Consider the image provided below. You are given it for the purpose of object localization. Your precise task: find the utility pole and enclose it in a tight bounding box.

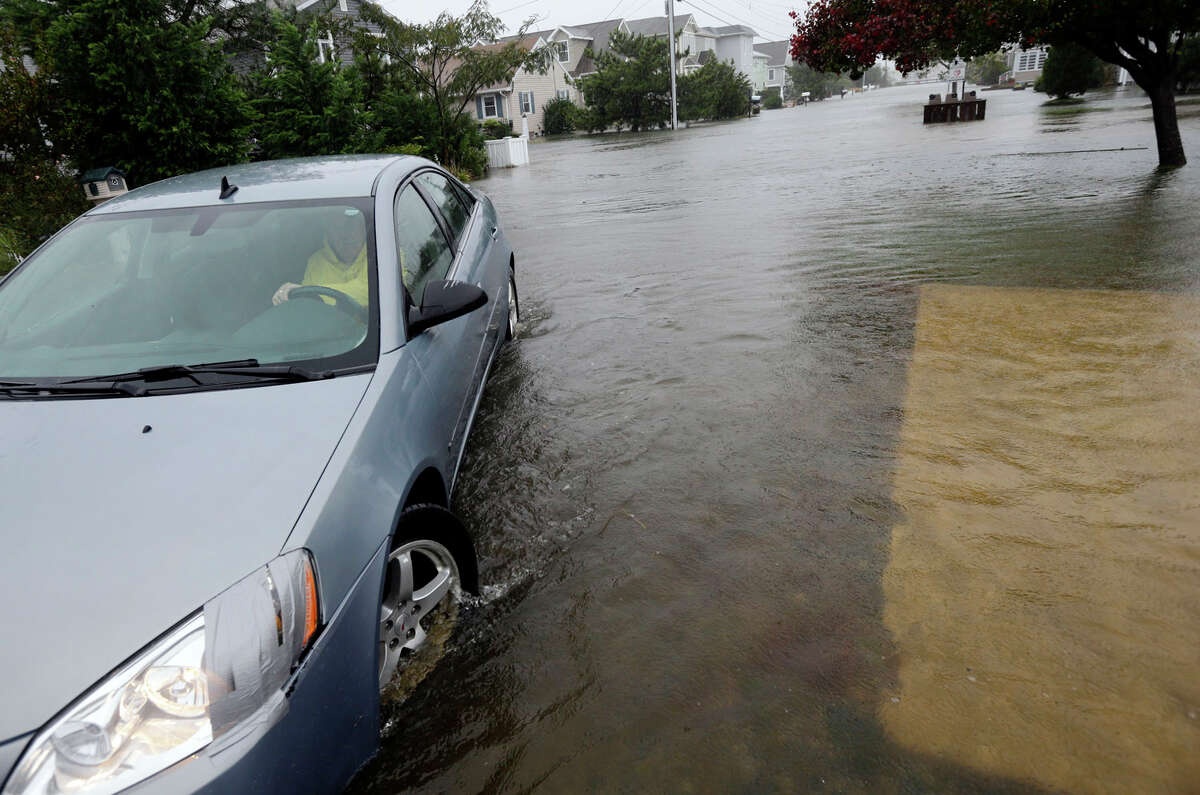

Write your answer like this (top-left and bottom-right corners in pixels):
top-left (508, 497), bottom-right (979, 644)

top-left (666, 0), bottom-right (678, 130)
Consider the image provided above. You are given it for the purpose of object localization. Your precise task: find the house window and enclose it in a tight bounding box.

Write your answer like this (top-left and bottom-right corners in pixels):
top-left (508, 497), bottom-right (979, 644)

top-left (768, 68), bottom-right (776, 81)
top-left (316, 30), bottom-right (336, 63)
top-left (520, 91), bottom-right (534, 114)
top-left (337, 0), bottom-right (347, 10)
top-left (557, 89), bottom-right (570, 100)
top-left (555, 41), bottom-right (568, 62)
top-left (482, 94), bottom-right (499, 118)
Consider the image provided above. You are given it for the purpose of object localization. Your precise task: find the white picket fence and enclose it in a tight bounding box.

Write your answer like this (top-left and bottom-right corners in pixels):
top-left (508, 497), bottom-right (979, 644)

top-left (485, 136), bottom-right (529, 169)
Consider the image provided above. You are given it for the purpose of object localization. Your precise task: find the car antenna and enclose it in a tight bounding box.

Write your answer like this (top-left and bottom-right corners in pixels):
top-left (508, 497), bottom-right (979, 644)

top-left (219, 176), bottom-right (238, 199)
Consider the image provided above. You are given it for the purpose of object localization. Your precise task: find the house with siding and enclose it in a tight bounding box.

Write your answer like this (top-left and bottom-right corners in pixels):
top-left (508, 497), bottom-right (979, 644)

top-left (470, 33), bottom-right (549, 131)
top-left (756, 40), bottom-right (793, 100)
top-left (470, 19), bottom-right (632, 136)
top-left (544, 19), bottom-right (628, 84)
top-left (469, 29), bottom-right (581, 136)
top-left (277, 0), bottom-right (382, 67)
top-left (623, 16), bottom-right (758, 81)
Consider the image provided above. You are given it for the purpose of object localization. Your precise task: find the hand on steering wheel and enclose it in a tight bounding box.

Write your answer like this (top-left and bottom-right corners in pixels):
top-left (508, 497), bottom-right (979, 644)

top-left (278, 284), bottom-right (368, 323)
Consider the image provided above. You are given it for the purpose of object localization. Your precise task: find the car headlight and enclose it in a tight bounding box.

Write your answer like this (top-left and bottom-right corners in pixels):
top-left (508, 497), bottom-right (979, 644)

top-left (3, 550), bottom-right (320, 795)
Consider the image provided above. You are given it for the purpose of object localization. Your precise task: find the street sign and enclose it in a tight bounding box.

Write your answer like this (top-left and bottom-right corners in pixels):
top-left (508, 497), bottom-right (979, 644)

top-left (946, 62), bottom-right (967, 81)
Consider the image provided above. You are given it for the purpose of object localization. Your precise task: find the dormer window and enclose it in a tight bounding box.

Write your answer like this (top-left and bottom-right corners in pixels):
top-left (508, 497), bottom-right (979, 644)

top-left (555, 41), bottom-right (568, 62)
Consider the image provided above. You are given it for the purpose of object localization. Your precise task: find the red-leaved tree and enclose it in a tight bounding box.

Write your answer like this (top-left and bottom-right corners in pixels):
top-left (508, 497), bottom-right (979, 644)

top-left (791, 0), bottom-right (1199, 168)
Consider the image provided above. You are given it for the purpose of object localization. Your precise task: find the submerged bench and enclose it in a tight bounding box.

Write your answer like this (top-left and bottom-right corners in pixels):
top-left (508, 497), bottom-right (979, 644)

top-left (923, 94), bottom-right (987, 124)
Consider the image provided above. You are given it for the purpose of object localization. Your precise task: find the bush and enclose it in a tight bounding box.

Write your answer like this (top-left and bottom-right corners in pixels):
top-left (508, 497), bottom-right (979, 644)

top-left (762, 87), bottom-right (783, 109)
top-left (541, 97), bottom-right (576, 135)
top-left (0, 226), bottom-right (21, 275)
top-left (481, 119), bottom-right (512, 139)
top-left (679, 59), bottom-right (752, 121)
top-left (1176, 37), bottom-right (1200, 92)
top-left (574, 105), bottom-right (608, 134)
top-left (446, 115), bottom-right (488, 178)
top-left (249, 16), bottom-right (367, 160)
top-left (0, 158), bottom-right (87, 262)
top-left (1041, 43), bottom-right (1105, 99)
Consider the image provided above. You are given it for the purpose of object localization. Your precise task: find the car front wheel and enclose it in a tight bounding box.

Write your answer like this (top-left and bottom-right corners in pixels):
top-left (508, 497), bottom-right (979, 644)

top-left (378, 504), bottom-right (478, 694)
top-left (505, 270), bottom-right (519, 342)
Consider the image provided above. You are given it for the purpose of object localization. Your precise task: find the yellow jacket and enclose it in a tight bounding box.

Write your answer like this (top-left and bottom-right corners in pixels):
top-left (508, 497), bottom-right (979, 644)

top-left (302, 243), bottom-right (369, 307)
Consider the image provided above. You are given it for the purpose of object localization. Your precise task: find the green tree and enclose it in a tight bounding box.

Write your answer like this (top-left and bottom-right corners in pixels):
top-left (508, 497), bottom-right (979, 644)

top-left (967, 51), bottom-right (1008, 85)
top-left (1176, 37), bottom-right (1200, 93)
top-left (864, 63), bottom-right (892, 87)
top-left (356, 0), bottom-right (541, 171)
top-left (786, 61), bottom-right (851, 100)
top-left (679, 58), bottom-right (751, 121)
top-left (1040, 43), bottom-right (1106, 99)
top-left (541, 97), bottom-right (577, 135)
top-left (0, 23), bottom-right (86, 261)
top-left (250, 15), bottom-right (367, 159)
top-left (347, 37), bottom-right (441, 157)
top-left (4, 0), bottom-right (252, 185)
top-left (578, 30), bottom-right (676, 131)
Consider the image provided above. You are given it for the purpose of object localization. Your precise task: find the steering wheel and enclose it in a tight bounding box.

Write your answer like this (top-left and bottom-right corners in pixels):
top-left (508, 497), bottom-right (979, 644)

top-left (288, 285), bottom-right (368, 324)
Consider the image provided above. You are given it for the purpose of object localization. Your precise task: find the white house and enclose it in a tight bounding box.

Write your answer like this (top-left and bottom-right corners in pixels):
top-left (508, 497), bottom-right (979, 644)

top-left (1004, 45), bottom-right (1050, 84)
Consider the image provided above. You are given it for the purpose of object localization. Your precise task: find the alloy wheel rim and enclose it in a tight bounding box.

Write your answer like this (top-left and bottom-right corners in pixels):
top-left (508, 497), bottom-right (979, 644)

top-left (378, 539), bottom-right (460, 692)
top-left (507, 276), bottom-right (518, 338)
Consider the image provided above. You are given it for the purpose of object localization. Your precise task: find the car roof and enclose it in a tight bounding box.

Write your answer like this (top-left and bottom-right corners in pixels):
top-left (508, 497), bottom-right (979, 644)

top-left (87, 155), bottom-right (427, 215)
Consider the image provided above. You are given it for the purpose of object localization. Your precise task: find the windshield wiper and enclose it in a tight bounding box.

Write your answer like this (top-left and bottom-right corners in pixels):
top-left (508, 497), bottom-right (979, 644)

top-left (65, 359), bottom-right (336, 387)
top-left (0, 381), bottom-right (147, 397)
top-left (0, 360), bottom-right (337, 398)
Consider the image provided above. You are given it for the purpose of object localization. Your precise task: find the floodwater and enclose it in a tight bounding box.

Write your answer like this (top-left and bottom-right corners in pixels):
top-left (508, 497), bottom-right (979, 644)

top-left (349, 84), bottom-right (1200, 793)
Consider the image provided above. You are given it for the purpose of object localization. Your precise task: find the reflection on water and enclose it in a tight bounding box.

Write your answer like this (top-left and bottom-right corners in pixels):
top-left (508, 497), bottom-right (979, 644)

top-left (350, 84), bottom-right (1200, 794)
top-left (885, 285), bottom-right (1200, 792)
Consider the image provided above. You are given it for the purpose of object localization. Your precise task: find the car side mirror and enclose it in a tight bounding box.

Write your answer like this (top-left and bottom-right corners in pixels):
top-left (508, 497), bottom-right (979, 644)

top-left (407, 279), bottom-right (488, 337)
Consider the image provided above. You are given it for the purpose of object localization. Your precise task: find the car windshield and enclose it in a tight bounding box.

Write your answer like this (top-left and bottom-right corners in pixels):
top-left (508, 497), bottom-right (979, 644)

top-left (0, 199), bottom-right (378, 380)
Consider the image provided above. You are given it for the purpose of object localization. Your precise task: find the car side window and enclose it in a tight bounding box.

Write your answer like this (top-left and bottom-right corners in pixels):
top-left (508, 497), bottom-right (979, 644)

top-left (415, 172), bottom-right (473, 245)
top-left (394, 185), bottom-right (454, 307)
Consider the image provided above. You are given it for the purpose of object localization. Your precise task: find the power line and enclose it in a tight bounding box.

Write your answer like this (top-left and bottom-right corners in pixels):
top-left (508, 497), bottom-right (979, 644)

top-left (730, 0), bottom-right (806, 13)
top-left (680, 0), bottom-right (793, 40)
top-left (624, 0), bottom-right (659, 19)
top-left (496, 0), bottom-right (541, 14)
top-left (602, 0), bottom-right (630, 23)
top-left (681, 0), bottom-right (792, 39)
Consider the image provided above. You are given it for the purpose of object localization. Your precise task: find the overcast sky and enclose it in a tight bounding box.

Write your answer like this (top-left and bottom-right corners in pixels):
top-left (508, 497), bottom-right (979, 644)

top-left (378, 0), bottom-right (806, 43)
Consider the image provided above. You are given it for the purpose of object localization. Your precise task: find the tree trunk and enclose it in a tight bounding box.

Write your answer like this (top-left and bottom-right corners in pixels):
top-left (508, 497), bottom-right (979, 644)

top-left (1147, 76), bottom-right (1186, 168)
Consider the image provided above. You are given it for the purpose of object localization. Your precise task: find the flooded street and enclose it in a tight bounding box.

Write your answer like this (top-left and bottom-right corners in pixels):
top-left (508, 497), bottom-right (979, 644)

top-left (350, 84), bottom-right (1200, 793)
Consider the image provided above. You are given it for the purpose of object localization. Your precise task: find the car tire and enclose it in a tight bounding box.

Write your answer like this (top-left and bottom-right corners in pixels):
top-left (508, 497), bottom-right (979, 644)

top-left (504, 269), bottom-right (519, 342)
top-left (378, 504), bottom-right (478, 695)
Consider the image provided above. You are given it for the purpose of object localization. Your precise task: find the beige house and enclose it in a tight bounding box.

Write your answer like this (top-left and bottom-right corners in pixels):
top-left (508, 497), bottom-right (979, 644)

top-left (471, 19), bottom-right (630, 136)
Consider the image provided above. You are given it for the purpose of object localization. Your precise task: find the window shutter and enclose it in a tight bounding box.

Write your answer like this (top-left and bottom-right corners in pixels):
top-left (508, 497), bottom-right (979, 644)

top-left (476, 96), bottom-right (484, 119)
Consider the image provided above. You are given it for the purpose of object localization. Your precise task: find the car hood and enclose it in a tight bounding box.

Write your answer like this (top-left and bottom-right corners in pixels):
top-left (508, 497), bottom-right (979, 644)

top-left (0, 374), bottom-right (372, 742)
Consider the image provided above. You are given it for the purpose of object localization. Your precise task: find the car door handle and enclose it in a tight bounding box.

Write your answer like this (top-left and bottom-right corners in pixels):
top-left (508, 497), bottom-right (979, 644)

top-left (489, 226), bottom-right (498, 240)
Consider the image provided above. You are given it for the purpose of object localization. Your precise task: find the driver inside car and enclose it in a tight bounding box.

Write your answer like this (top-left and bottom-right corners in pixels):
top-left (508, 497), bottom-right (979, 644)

top-left (272, 208), bottom-right (369, 308)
